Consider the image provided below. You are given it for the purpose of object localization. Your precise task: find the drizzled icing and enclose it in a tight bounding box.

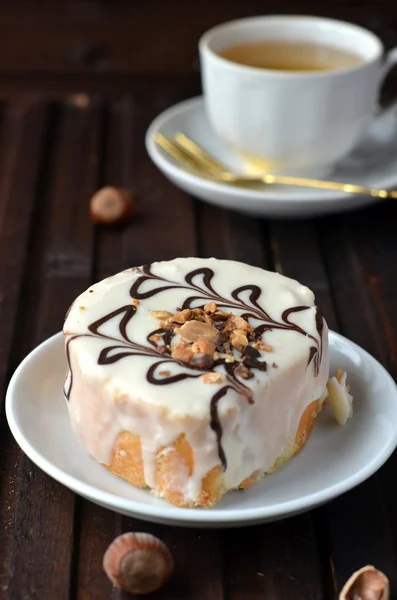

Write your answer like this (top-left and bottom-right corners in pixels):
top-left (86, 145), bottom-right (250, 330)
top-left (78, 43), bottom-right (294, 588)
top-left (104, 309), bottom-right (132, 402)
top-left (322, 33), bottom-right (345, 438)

top-left (64, 261), bottom-right (324, 470)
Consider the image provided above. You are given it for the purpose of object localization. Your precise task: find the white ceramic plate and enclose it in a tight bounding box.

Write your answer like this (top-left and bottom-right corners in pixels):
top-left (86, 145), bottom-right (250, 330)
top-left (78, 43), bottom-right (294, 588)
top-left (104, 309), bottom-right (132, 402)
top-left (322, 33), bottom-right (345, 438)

top-left (145, 96), bottom-right (397, 218)
top-left (6, 331), bottom-right (397, 528)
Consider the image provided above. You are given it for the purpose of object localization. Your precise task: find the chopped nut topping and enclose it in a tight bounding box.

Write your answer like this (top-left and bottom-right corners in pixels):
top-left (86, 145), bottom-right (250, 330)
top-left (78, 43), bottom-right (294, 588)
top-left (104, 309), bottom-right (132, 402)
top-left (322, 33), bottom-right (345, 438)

top-left (191, 342), bottom-right (200, 353)
top-left (204, 301), bottom-right (217, 313)
top-left (152, 310), bottom-right (173, 320)
top-left (213, 311), bottom-right (229, 322)
top-left (231, 329), bottom-right (249, 351)
top-left (339, 565), bottom-right (389, 600)
top-left (196, 338), bottom-right (216, 355)
top-left (148, 333), bottom-right (163, 342)
top-left (175, 320), bottom-right (218, 343)
top-left (202, 372), bottom-right (226, 384)
top-left (272, 362), bottom-right (278, 368)
top-left (170, 309), bottom-right (191, 323)
top-left (149, 304), bottom-right (271, 377)
top-left (204, 314), bottom-right (214, 327)
top-left (132, 298), bottom-right (140, 307)
top-left (326, 369), bottom-right (353, 425)
top-left (233, 316), bottom-right (249, 330)
top-left (171, 342), bottom-right (194, 363)
top-left (252, 338), bottom-right (273, 352)
top-left (159, 370), bottom-right (171, 376)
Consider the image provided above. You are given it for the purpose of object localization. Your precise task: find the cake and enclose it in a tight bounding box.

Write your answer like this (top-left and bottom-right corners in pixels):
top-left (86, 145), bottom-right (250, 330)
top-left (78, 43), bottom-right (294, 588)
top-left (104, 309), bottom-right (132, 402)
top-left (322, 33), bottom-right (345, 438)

top-left (63, 257), bottom-right (331, 508)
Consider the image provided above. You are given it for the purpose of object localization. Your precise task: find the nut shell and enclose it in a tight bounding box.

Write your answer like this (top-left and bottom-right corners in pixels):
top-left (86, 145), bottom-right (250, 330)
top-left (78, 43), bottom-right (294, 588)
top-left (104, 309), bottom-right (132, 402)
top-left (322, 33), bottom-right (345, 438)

top-left (339, 565), bottom-right (390, 600)
top-left (103, 532), bottom-right (173, 595)
top-left (90, 186), bottom-right (134, 225)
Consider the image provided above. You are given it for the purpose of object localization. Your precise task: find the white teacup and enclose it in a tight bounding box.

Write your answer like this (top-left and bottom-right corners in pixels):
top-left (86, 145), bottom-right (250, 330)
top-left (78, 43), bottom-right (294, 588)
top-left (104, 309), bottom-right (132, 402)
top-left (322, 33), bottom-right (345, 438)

top-left (199, 15), bottom-right (397, 177)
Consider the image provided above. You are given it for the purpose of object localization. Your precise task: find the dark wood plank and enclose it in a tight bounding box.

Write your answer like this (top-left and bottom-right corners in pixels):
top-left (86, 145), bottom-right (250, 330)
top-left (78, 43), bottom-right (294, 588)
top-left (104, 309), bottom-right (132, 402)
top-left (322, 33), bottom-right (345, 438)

top-left (0, 0), bottom-right (395, 78)
top-left (268, 214), bottom-right (397, 596)
top-left (3, 100), bottom-right (102, 600)
top-left (311, 204), bottom-right (397, 592)
top-left (223, 515), bottom-right (324, 600)
top-left (0, 101), bottom-right (48, 594)
top-left (76, 501), bottom-right (120, 600)
top-left (75, 98), bottom-right (125, 600)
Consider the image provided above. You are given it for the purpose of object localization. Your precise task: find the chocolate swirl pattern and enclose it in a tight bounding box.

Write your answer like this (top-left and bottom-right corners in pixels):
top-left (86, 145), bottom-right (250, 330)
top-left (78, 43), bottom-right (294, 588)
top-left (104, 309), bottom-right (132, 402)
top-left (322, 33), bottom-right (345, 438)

top-left (64, 263), bottom-right (325, 470)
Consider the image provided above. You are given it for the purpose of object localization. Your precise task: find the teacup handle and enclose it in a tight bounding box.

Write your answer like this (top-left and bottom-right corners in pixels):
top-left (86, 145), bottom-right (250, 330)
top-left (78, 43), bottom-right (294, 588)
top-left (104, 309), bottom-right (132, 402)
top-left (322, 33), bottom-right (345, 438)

top-left (377, 47), bottom-right (397, 115)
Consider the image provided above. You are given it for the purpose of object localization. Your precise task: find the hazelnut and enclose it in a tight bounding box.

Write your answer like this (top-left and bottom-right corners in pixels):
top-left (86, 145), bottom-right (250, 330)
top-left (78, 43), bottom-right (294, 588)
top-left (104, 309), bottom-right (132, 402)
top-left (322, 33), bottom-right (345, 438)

top-left (339, 565), bottom-right (389, 600)
top-left (90, 186), bottom-right (134, 225)
top-left (103, 532), bottom-right (174, 595)
top-left (254, 340), bottom-right (273, 352)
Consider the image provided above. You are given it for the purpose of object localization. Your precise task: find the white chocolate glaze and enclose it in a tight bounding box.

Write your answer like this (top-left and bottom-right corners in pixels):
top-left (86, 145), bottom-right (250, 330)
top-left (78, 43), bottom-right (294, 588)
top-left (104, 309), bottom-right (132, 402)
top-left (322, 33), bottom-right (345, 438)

top-left (63, 257), bottom-right (329, 503)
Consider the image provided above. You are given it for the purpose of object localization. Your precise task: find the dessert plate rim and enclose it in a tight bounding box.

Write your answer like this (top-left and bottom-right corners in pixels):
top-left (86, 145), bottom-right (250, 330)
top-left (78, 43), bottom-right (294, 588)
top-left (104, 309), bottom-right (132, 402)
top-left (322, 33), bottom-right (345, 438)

top-left (5, 330), bottom-right (397, 528)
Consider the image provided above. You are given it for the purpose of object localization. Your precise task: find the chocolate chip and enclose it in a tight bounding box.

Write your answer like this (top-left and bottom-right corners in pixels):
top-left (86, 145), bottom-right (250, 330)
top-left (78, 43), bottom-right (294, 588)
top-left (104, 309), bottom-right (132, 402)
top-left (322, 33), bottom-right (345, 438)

top-left (248, 330), bottom-right (261, 342)
top-left (163, 330), bottom-right (175, 346)
top-left (242, 345), bottom-right (261, 359)
top-left (243, 355), bottom-right (267, 371)
top-left (212, 313), bottom-right (229, 322)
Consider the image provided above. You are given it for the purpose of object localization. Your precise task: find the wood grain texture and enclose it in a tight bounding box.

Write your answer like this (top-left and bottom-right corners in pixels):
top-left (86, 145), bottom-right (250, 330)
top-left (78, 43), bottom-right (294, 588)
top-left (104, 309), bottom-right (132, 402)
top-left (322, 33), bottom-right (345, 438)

top-left (269, 213), bottom-right (397, 597)
top-left (93, 93), bottom-right (223, 600)
top-left (0, 0), bottom-right (396, 77)
top-left (0, 1), bottom-right (396, 598)
top-left (0, 102), bottom-right (48, 596)
top-left (2, 102), bottom-right (101, 600)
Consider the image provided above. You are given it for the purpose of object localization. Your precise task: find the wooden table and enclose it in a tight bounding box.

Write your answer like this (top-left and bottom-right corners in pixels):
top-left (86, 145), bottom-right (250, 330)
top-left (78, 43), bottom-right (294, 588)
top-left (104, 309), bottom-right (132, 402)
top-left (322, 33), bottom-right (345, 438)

top-left (1, 2), bottom-right (397, 599)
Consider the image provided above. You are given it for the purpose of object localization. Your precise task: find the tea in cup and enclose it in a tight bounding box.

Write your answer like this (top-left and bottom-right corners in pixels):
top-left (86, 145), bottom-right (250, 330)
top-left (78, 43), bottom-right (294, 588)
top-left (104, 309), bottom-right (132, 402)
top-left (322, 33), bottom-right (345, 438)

top-left (199, 16), bottom-right (397, 176)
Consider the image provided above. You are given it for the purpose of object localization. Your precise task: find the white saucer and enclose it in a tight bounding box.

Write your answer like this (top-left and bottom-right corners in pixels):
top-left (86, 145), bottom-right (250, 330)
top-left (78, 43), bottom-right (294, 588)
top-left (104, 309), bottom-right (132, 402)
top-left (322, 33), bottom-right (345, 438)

top-left (145, 96), bottom-right (397, 218)
top-left (6, 331), bottom-right (397, 528)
